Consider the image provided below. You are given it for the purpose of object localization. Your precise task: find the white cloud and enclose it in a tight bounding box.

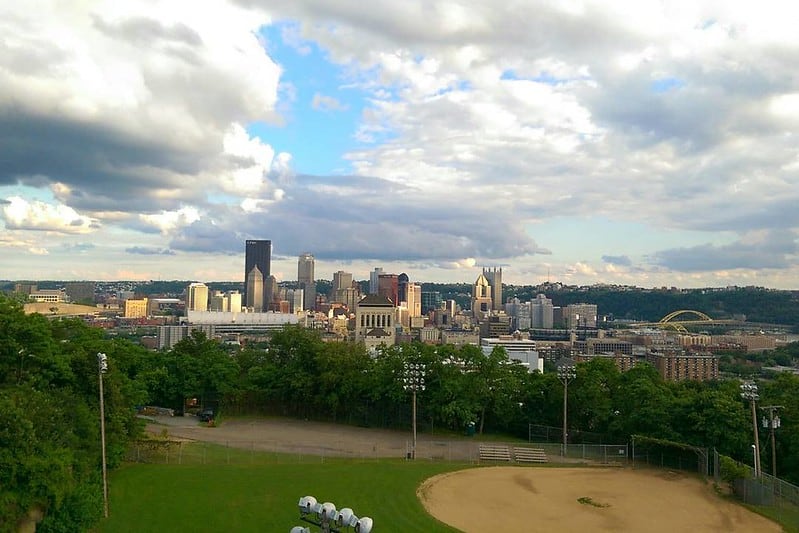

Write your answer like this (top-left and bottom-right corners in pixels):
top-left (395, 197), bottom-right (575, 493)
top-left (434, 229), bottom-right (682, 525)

top-left (0, 0), bottom-right (285, 214)
top-left (3, 0), bottom-right (799, 287)
top-left (139, 206), bottom-right (200, 234)
top-left (2, 196), bottom-right (97, 234)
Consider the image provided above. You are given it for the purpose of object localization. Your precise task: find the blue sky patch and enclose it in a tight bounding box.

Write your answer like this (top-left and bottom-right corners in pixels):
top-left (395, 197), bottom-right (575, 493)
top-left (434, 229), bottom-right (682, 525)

top-left (651, 78), bottom-right (685, 93)
top-left (251, 23), bottom-right (370, 176)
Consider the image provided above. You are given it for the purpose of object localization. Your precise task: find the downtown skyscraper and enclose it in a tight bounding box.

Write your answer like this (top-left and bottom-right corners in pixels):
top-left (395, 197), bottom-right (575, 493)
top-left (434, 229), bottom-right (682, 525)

top-left (297, 252), bottom-right (315, 311)
top-left (244, 239), bottom-right (271, 311)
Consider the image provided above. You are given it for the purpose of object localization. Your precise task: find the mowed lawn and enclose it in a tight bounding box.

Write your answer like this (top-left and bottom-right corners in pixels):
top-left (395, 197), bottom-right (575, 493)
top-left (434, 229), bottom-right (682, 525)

top-left (100, 459), bottom-right (465, 532)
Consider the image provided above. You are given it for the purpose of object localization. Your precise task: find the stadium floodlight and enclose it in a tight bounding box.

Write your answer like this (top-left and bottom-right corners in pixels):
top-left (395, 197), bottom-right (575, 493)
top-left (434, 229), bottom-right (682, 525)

top-left (557, 359), bottom-right (577, 458)
top-left (294, 497), bottom-right (372, 532)
top-left (402, 361), bottom-right (426, 459)
top-left (740, 381), bottom-right (761, 477)
top-left (318, 502), bottom-right (337, 522)
top-left (298, 496), bottom-right (317, 517)
top-left (334, 508), bottom-right (355, 527)
top-left (355, 516), bottom-right (373, 533)
top-left (97, 352), bottom-right (109, 518)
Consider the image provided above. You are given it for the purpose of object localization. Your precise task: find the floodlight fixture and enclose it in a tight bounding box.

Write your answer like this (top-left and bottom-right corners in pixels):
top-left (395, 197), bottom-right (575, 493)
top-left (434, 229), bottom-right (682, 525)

top-left (318, 502), bottom-right (337, 522)
top-left (97, 352), bottom-right (108, 374)
top-left (335, 508), bottom-right (355, 527)
top-left (402, 361), bottom-right (426, 459)
top-left (298, 496), bottom-right (317, 516)
top-left (740, 380), bottom-right (761, 477)
top-left (556, 359), bottom-right (577, 457)
top-left (293, 496), bottom-right (372, 532)
top-left (355, 516), bottom-right (373, 533)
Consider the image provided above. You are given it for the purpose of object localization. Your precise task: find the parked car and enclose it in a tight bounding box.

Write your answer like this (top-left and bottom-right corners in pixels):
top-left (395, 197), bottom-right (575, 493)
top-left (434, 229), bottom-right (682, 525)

top-left (198, 408), bottom-right (215, 422)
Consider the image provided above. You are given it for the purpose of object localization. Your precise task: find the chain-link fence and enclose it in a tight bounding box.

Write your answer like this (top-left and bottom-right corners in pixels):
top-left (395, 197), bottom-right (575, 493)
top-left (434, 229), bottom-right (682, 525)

top-left (125, 438), bottom-right (628, 466)
top-left (628, 435), bottom-right (709, 476)
top-left (713, 450), bottom-right (799, 527)
top-left (528, 423), bottom-right (609, 444)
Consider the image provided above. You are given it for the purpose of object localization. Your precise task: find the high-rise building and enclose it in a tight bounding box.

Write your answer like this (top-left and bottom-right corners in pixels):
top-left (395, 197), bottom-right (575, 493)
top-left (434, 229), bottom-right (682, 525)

top-left (483, 267), bottom-right (502, 311)
top-left (245, 266), bottom-right (264, 311)
top-left (244, 239), bottom-right (271, 311)
top-left (297, 253), bottom-right (315, 312)
top-left (471, 273), bottom-right (492, 319)
top-left (564, 303), bottom-right (597, 329)
top-left (378, 273), bottom-right (398, 305)
top-left (421, 291), bottom-right (442, 314)
top-left (331, 271), bottom-right (358, 309)
top-left (530, 294), bottom-right (554, 328)
top-left (265, 275), bottom-right (277, 311)
top-left (369, 267), bottom-right (384, 294)
top-left (406, 283), bottom-right (422, 318)
top-left (332, 270), bottom-right (353, 292)
top-left (397, 272), bottom-right (410, 304)
top-left (506, 297), bottom-right (532, 330)
top-left (186, 283), bottom-right (209, 312)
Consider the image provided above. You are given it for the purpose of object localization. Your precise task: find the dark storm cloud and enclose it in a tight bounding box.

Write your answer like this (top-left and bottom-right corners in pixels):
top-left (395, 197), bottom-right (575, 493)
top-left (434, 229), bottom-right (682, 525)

top-left (651, 230), bottom-right (799, 272)
top-left (168, 173), bottom-right (549, 261)
top-left (0, 110), bottom-right (209, 212)
top-left (602, 255), bottom-right (632, 266)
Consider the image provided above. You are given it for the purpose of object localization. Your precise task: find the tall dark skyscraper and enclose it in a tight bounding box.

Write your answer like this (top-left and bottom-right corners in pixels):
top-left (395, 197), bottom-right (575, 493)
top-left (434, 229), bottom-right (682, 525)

top-left (244, 239), bottom-right (271, 311)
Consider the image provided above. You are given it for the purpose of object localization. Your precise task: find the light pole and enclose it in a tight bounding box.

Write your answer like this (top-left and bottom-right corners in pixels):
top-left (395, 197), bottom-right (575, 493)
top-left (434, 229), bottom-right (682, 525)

top-left (740, 381), bottom-right (761, 477)
top-left (402, 362), bottom-right (425, 460)
top-left (557, 361), bottom-right (577, 458)
top-left (761, 405), bottom-right (782, 477)
top-left (97, 352), bottom-right (109, 518)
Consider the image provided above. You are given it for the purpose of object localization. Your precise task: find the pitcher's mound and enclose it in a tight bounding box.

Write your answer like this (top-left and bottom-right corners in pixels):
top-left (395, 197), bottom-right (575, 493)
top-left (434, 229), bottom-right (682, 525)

top-left (418, 467), bottom-right (780, 533)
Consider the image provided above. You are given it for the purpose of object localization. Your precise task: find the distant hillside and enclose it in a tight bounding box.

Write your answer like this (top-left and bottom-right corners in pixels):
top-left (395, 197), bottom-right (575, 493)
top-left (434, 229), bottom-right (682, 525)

top-left (422, 283), bottom-right (799, 327)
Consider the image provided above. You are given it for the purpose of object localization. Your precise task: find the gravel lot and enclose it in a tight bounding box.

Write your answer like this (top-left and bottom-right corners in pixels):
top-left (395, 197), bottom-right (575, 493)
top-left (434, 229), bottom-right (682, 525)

top-left (145, 415), bottom-right (432, 459)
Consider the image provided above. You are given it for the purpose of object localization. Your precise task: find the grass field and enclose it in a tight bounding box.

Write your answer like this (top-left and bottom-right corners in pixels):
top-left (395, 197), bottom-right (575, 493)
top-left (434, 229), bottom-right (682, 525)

top-left (101, 441), bottom-right (799, 532)
top-left (100, 457), bottom-right (467, 532)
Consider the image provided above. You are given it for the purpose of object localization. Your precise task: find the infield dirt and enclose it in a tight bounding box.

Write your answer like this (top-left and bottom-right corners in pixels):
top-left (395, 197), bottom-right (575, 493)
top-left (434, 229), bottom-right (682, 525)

top-left (418, 466), bottom-right (781, 532)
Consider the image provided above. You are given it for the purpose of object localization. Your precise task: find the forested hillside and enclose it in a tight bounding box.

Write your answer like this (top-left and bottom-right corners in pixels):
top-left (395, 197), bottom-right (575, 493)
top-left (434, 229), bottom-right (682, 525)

top-left (0, 296), bottom-right (144, 532)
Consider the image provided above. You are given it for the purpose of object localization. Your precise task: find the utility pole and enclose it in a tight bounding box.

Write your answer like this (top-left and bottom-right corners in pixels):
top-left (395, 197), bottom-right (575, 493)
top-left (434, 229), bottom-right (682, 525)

top-left (761, 405), bottom-right (782, 477)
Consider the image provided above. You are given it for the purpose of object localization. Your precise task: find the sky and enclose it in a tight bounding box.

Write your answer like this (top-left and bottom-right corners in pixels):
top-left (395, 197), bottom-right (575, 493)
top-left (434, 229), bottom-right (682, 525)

top-left (1, 0), bottom-right (799, 288)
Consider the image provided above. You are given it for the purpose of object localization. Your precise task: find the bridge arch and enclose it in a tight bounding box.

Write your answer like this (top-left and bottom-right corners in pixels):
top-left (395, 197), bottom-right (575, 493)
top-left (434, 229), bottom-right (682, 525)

top-left (659, 310), bottom-right (713, 324)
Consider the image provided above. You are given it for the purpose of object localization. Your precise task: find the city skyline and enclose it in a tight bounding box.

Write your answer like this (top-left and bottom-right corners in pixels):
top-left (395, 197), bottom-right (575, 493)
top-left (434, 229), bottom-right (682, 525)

top-left (2, 2), bottom-right (799, 289)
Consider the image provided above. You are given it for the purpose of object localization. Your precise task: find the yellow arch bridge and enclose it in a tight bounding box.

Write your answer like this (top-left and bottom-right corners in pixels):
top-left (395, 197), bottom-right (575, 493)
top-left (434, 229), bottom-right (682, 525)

top-left (637, 310), bottom-right (738, 333)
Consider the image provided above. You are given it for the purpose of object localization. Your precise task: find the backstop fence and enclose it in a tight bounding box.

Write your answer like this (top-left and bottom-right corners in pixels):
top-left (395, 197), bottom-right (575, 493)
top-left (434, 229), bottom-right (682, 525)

top-left (629, 435), bottom-right (710, 477)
